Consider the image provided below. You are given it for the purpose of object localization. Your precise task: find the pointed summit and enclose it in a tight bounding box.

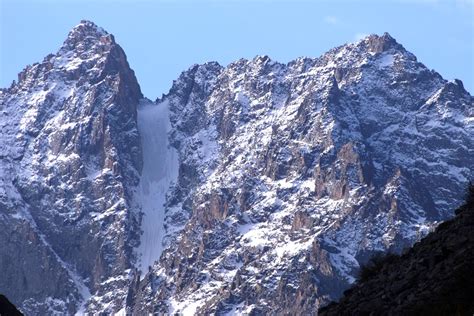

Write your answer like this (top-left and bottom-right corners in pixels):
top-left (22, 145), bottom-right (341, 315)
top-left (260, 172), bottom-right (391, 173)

top-left (10, 19), bottom-right (141, 101)
top-left (61, 20), bottom-right (114, 52)
top-left (68, 20), bottom-right (108, 40)
top-left (363, 32), bottom-right (404, 53)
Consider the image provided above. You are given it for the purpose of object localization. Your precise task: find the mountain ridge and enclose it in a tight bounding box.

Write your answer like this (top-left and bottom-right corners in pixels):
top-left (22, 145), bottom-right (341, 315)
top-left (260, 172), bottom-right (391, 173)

top-left (129, 25), bottom-right (472, 314)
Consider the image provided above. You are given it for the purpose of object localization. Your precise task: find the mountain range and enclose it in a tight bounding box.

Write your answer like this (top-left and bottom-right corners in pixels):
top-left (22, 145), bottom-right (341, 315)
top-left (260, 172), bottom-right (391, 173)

top-left (0, 20), bottom-right (472, 315)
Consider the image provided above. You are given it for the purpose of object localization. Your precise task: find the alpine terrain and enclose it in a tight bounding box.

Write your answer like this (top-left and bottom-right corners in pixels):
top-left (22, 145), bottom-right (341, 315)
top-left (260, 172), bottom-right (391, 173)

top-left (0, 21), bottom-right (472, 315)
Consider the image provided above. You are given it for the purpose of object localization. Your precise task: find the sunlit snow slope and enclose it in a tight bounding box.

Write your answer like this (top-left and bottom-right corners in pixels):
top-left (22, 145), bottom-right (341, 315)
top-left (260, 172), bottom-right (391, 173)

top-left (136, 100), bottom-right (179, 275)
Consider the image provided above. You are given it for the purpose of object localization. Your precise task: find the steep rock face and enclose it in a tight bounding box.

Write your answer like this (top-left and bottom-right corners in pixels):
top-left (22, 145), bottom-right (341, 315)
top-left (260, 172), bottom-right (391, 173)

top-left (0, 21), bottom-right (142, 313)
top-left (319, 185), bottom-right (474, 315)
top-left (130, 34), bottom-right (473, 314)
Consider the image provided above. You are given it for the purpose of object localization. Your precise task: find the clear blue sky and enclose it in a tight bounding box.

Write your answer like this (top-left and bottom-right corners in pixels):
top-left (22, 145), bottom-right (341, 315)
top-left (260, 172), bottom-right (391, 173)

top-left (1, 0), bottom-right (473, 99)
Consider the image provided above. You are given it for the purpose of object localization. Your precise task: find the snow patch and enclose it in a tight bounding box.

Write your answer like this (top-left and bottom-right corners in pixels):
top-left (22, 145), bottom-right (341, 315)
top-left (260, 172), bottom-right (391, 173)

top-left (377, 53), bottom-right (395, 68)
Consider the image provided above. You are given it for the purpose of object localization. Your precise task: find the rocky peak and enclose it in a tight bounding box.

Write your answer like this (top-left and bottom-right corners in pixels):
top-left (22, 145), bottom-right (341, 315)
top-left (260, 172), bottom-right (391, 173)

top-left (165, 61), bottom-right (222, 105)
top-left (440, 79), bottom-right (470, 99)
top-left (10, 20), bottom-right (141, 103)
top-left (0, 21), bottom-right (144, 314)
top-left (61, 20), bottom-right (112, 52)
top-left (423, 79), bottom-right (473, 115)
top-left (251, 55), bottom-right (274, 68)
top-left (363, 32), bottom-right (404, 54)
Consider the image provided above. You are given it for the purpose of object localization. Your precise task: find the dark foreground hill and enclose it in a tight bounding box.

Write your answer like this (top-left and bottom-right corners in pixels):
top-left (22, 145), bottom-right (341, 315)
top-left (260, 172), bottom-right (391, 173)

top-left (0, 294), bottom-right (23, 316)
top-left (319, 184), bottom-right (474, 315)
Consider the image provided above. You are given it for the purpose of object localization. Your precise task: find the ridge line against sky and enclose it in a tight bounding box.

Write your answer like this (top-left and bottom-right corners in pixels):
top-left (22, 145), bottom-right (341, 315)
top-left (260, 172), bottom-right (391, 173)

top-left (1, 0), bottom-right (473, 98)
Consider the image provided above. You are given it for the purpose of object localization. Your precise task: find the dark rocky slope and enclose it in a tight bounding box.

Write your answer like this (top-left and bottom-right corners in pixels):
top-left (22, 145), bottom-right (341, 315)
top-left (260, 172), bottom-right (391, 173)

top-left (0, 294), bottom-right (23, 316)
top-left (319, 184), bottom-right (474, 315)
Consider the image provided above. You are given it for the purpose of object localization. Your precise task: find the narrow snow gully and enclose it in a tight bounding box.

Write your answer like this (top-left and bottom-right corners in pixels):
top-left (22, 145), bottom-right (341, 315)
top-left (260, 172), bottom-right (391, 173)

top-left (136, 99), bottom-right (179, 275)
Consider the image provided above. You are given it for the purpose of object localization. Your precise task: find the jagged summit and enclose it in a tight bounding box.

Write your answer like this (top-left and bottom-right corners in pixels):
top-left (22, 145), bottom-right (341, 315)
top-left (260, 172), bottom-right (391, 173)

top-left (7, 20), bottom-right (141, 102)
top-left (63, 20), bottom-right (110, 46)
top-left (70, 20), bottom-right (108, 37)
top-left (59, 20), bottom-right (115, 56)
top-left (179, 32), bottom-right (417, 86)
top-left (359, 32), bottom-right (403, 53)
top-left (181, 32), bottom-right (406, 84)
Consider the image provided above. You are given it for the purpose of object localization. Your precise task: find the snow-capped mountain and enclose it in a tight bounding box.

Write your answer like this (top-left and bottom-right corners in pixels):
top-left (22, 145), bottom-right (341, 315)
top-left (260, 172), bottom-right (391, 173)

top-left (0, 21), bottom-right (472, 315)
top-left (0, 21), bottom-right (143, 314)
